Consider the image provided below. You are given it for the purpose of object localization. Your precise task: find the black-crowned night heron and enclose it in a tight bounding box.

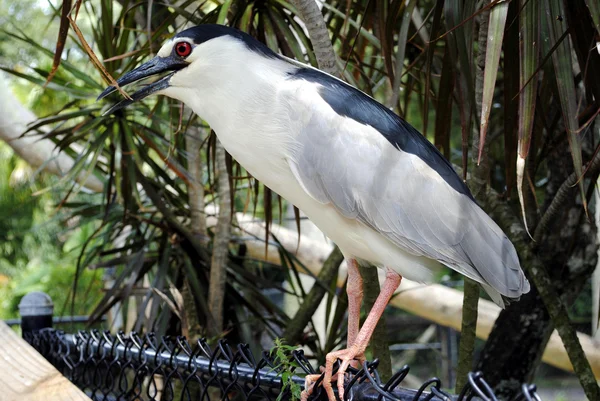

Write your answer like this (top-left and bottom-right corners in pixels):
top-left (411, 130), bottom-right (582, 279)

top-left (99, 24), bottom-right (530, 401)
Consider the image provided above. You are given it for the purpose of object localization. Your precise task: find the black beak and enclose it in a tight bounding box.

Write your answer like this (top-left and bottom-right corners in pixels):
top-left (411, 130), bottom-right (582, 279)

top-left (98, 56), bottom-right (188, 115)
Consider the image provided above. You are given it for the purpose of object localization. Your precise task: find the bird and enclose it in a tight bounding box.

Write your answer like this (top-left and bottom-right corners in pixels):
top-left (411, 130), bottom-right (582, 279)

top-left (99, 24), bottom-right (530, 401)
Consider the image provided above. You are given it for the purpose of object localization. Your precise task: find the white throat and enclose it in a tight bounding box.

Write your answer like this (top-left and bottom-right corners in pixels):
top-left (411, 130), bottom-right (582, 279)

top-left (159, 36), bottom-right (298, 194)
top-left (161, 37), bottom-right (293, 134)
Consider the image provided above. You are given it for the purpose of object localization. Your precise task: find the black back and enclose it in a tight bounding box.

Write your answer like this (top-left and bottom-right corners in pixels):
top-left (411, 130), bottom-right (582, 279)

top-left (288, 68), bottom-right (474, 200)
top-left (176, 25), bottom-right (472, 200)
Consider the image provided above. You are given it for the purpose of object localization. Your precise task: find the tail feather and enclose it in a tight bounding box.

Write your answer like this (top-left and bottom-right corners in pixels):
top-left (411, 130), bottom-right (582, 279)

top-left (459, 206), bottom-right (530, 304)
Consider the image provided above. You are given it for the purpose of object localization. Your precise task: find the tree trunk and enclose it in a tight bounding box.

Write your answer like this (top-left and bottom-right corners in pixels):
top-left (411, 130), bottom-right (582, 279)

top-left (476, 288), bottom-right (553, 397)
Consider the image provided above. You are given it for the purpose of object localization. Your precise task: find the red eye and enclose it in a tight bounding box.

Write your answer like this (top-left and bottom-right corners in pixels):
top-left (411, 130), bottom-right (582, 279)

top-left (175, 41), bottom-right (192, 57)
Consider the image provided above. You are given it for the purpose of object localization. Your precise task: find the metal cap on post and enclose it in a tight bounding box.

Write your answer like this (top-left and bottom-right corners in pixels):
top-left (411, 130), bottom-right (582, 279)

top-left (19, 291), bottom-right (54, 336)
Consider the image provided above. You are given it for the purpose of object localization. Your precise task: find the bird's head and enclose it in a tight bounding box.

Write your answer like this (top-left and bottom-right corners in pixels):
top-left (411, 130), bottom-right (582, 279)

top-left (98, 24), bottom-right (280, 114)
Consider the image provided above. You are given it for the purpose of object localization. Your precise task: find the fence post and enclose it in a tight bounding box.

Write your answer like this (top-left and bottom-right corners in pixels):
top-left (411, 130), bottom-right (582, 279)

top-left (19, 291), bottom-right (54, 337)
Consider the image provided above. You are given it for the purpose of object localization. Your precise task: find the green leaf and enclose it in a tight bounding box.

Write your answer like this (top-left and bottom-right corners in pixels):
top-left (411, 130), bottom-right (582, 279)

top-left (286, 12), bottom-right (317, 66)
top-left (444, 0), bottom-right (477, 116)
top-left (444, 0), bottom-right (477, 176)
top-left (478, 0), bottom-right (509, 164)
top-left (389, 0), bottom-right (418, 111)
top-left (544, 0), bottom-right (587, 211)
top-left (2, 29), bottom-right (102, 89)
top-left (424, 0), bottom-right (445, 137)
top-left (25, 109), bottom-right (99, 134)
top-left (238, 3), bottom-right (255, 32)
top-left (584, 0), bottom-right (600, 35)
top-left (516, 0), bottom-right (540, 232)
top-left (217, 0), bottom-right (233, 24)
top-left (267, 6), bottom-right (307, 61)
top-left (262, 12), bottom-right (280, 53)
top-left (0, 67), bottom-right (89, 98)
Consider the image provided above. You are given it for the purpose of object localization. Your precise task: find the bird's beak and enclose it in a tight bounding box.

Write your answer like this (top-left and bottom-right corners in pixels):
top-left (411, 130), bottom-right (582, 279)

top-left (98, 56), bottom-right (188, 115)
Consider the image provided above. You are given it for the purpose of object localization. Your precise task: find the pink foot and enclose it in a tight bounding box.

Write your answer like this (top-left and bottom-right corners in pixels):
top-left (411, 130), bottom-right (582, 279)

top-left (323, 346), bottom-right (366, 401)
top-left (301, 373), bottom-right (322, 401)
top-left (302, 268), bottom-right (401, 401)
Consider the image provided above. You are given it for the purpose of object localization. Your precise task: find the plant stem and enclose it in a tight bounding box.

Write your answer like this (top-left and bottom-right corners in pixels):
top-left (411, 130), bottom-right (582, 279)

top-left (455, 278), bottom-right (479, 391)
top-left (456, 4), bottom-right (490, 392)
top-left (282, 246), bottom-right (344, 345)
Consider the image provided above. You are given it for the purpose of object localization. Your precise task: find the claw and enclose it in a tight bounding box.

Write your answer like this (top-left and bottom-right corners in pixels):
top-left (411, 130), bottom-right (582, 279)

top-left (301, 350), bottom-right (364, 401)
top-left (323, 346), bottom-right (365, 401)
top-left (301, 374), bottom-right (322, 401)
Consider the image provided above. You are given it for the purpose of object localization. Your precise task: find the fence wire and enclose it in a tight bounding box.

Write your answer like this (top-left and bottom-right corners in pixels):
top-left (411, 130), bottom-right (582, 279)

top-left (24, 329), bottom-right (542, 401)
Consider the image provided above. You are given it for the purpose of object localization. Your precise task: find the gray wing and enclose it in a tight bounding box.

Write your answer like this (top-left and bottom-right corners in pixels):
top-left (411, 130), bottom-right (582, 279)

top-left (285, 88), bottom-right (529, 301)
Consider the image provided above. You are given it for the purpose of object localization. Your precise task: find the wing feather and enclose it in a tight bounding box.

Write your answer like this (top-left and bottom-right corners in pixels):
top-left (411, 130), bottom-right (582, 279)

top-left (285, 83), bottom-right (530, 303)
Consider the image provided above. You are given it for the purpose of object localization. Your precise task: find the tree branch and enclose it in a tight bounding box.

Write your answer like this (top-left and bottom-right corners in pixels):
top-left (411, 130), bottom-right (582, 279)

top-left (455, 277), bottom-right (480, 391)
top-left (186, 128), bottom-right (207, 237)
top-left (290, 0), bottom-right (337, 76)
top-left (533, 148), bottom-right (600, 243)
top-left (483, 189), bottom-right (600, 401)
top-left (208, 141), bottom-right (232, 337)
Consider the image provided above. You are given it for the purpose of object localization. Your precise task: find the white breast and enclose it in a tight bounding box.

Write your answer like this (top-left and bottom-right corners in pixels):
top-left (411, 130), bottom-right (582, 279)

top-left (170, 46), bottom-right (443, 283)
top-left (214, 86), bottom-right (442, 283)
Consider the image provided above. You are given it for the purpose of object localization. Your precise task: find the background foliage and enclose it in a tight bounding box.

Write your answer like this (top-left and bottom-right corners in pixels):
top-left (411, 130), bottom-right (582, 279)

top-left (1, 0), bottom-right (599, 398)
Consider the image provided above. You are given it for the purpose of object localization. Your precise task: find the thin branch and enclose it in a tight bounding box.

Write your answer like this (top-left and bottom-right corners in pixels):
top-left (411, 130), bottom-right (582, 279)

top-left (455, 277), bottom-right (480, 391)
top-left (533, 147), bottom-right (600, 243)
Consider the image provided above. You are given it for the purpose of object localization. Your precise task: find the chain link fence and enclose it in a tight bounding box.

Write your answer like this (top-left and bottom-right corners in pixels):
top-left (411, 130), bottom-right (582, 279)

top-left (24, 328), bottom-right (542, 401)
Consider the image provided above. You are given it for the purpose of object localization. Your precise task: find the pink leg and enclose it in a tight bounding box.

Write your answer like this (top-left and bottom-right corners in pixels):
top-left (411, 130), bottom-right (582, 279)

top-left (346, 259), bottom-right (363, 348)
top-left (323, 268), bottom-right (401, 401)
top-left (301, 259), bottom-right (365, 401)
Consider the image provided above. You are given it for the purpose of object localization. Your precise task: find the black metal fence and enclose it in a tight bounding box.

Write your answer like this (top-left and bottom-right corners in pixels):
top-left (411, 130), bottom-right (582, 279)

top-left (24, 328), bottom-right (543, 401)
